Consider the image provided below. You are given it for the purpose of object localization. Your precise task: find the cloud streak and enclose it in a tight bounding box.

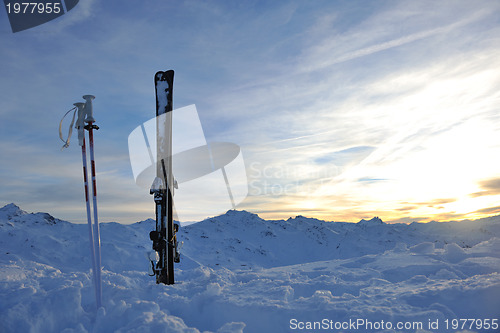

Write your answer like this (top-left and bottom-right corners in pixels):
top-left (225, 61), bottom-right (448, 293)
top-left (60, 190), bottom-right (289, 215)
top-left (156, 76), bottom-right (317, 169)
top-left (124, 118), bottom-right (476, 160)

top-left (471, 178), bottom-right (500, 198)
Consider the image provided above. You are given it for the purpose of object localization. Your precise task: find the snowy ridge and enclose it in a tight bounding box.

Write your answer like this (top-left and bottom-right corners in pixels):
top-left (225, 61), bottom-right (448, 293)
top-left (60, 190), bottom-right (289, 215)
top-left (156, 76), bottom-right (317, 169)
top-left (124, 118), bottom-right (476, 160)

top-left (0, 203), bottom-right (62, 225)
top-left (1, 204), bottom-right (500, 332)
top-left (180, 210), bottom-right (500, 269)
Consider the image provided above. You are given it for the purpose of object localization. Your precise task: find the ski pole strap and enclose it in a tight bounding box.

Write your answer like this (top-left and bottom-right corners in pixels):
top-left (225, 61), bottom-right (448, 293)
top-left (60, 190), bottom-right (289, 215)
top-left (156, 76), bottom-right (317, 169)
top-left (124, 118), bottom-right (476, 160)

top-left (59, 107), bottom-right (78, 150)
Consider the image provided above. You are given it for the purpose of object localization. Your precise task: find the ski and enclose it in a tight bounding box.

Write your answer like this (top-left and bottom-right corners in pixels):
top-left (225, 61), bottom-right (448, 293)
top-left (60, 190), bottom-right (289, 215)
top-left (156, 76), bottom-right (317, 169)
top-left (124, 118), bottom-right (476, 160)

top-left (150, 70), bottom-right (176, 285)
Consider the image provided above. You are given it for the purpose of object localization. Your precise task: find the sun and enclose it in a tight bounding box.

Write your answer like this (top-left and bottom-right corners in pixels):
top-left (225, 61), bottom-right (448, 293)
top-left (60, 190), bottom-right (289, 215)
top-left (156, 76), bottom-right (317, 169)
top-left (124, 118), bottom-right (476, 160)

top-left (301, 200), bottom-right (318, 210)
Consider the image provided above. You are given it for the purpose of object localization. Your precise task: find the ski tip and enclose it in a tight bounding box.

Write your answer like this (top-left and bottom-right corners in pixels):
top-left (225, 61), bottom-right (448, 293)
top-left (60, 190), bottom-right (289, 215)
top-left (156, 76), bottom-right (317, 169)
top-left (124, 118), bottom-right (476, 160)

top-left (155, 70), bottom-right (174, 81)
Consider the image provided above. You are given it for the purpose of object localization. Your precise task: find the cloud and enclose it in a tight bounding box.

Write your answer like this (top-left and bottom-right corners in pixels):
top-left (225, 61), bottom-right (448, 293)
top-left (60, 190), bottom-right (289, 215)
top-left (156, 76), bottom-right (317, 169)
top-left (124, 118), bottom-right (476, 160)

top-left (387, 216), bottom-right (428, 224)
top-left (417, 198), bottom-right (457, 207)
top-left (470, 178), bottom-right (500, 198)
top-left (473, 206), bottom-right (500, 215)
top-left (297, 1), bottom-right (494, 74)
top-left (395, 206), bottom-right (418, 212)
top-left (315, 146), bottom-right (375, 166)
top-left (0, 138), bottom-right (150, 224)
top-left (301, 26), bottom-right (449, 73)
top-left (48, 0), bottom-right (98, 31)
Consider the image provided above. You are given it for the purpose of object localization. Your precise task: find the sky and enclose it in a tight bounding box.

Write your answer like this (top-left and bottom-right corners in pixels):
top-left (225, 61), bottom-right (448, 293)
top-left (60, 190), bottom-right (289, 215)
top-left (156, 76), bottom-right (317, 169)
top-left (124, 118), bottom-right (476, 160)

top-left (1, 0), bottom-right (499, 224)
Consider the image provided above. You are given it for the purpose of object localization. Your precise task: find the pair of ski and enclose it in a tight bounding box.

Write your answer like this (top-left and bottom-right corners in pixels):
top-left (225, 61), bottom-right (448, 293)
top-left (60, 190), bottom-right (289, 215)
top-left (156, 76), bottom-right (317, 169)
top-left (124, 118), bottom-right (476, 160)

top-left (149, 70), bottom-right (180, 285)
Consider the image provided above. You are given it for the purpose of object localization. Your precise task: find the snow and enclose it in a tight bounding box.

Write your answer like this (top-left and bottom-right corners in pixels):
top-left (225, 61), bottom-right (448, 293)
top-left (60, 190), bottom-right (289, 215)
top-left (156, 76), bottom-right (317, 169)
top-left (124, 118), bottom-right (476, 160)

top-left (0, 204), bottom-right (499, 332)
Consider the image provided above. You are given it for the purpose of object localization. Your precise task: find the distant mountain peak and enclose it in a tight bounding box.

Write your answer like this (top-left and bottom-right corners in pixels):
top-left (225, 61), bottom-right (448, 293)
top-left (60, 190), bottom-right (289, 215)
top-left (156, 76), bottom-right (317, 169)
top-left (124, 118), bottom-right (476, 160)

top-left (217, 209), bottom-right (263, 221)
top-left (199, 209), bottom-right (264, 227)
top-left (0, 203), bottom-right (59, 225)
top-left (287, 215), bottom-right (326, 223)
top-left (0, 203), bottom-right (26, 218)
top-left (358, 216), bottom-right (384, 224)
top-left (1, 202), bottom-right (22, 212)
top-left (224, 209), bottom-right (257, 217)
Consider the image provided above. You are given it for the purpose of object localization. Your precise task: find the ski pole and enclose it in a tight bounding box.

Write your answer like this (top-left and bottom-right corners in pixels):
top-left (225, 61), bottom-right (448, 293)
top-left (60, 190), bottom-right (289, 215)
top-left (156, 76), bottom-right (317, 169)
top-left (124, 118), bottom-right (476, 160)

top-left (83, 95), bottom-right (102, 308)
top-left (81, 136), bottom-right (99, 306)
top-left (73, 101), bottom-right (100, 309)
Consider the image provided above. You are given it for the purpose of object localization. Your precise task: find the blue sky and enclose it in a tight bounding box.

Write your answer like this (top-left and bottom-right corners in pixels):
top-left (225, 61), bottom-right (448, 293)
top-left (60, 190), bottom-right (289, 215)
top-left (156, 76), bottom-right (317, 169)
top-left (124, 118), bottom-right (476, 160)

top-left (1, 0), bottom-right (500, 223)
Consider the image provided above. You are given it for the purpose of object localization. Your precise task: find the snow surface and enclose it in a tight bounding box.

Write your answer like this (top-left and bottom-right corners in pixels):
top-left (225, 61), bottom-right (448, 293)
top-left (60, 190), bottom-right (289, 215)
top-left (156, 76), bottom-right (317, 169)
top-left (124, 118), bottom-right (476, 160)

top-left (1, 203), bottom-right (499, 332)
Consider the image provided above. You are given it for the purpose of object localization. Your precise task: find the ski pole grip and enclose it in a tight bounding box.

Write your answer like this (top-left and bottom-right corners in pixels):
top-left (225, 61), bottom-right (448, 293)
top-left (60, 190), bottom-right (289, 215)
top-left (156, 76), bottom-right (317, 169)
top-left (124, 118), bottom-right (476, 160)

top-left (73, 102), bottom-right (86, 147)
top-left (83, 95), bottom-right (96, 123)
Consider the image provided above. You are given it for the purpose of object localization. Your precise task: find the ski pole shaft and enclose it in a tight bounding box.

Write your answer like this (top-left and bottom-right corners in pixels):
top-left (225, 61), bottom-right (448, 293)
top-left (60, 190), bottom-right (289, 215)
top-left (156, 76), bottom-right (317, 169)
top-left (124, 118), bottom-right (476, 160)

top-left (87, 123), bottom-right (102, 308)
top-left (67, 97), bottom-right (102, 309)
top-left (81, 138), bottom-right (99, 308)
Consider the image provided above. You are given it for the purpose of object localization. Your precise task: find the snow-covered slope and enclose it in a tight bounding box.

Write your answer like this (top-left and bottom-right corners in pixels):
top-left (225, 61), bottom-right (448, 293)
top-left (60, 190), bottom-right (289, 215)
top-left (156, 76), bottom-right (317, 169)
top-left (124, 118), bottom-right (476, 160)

top-left (180, 211), bottom-right (500, 269)
top-left (1, 203), bottom-right (499, 332)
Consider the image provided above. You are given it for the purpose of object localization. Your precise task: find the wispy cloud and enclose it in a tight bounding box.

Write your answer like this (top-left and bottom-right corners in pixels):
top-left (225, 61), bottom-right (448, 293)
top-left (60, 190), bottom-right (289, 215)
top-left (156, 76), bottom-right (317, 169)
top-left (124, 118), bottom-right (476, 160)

top-left (470, 178), bottom-right (500, 198)
top-left (473, 206), bottom-right (500, 215)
